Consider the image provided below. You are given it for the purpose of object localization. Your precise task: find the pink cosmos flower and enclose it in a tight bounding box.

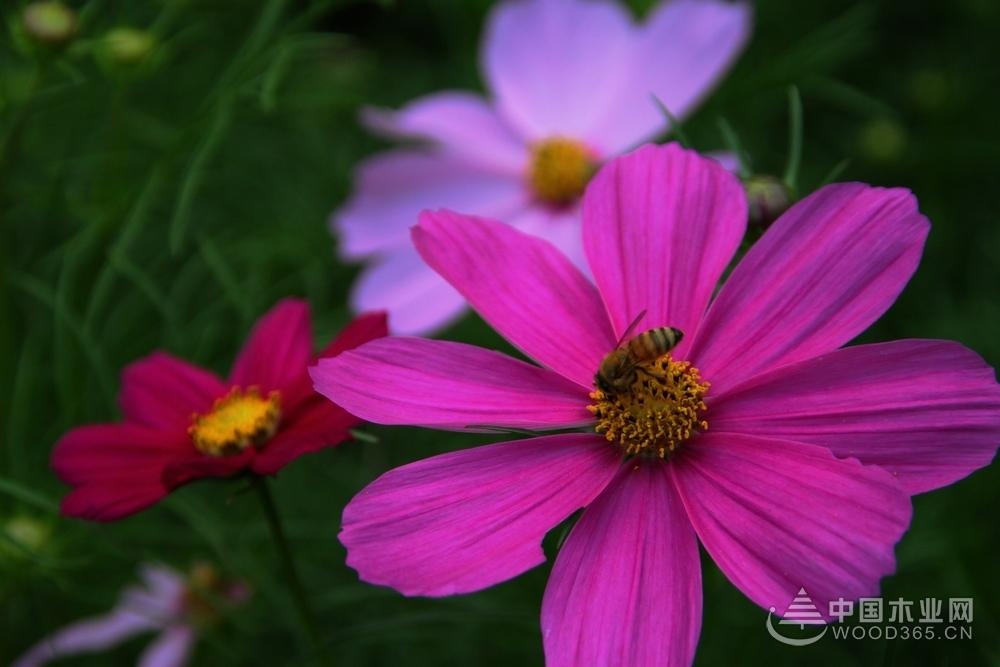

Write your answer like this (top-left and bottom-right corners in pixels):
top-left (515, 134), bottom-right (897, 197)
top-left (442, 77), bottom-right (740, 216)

top-left (53, 300), bottom-right (387, 521)
top-left (13, 563), bottom-right (248, 667)
top-left (335, 0), bottom-right (751, 334)
top-left (313, 144), bottom-right (1000, 665)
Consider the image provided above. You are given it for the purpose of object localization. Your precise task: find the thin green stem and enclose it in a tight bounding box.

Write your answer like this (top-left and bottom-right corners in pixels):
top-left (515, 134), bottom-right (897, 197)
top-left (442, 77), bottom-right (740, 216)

top-left (253, 476), bottom-right (330, 666)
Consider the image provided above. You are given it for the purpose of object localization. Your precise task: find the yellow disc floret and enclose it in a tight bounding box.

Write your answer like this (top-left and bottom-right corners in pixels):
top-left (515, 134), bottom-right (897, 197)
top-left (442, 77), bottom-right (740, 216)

top-left (589, 356), bottom-right (709, 459)
top-left (189, 387), bottom-right (281, 457)
top-left (528, 137), bottom-right (595, 205)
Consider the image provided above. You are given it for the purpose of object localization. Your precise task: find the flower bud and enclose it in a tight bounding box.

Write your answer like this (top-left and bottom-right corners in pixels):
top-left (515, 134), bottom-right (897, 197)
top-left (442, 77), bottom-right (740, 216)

top-left (0, 515), bottom-right (51, 560)
top-left (743, 175), bottom-right (791, 228)
top-left (21, 1), bottom-right (77, 48)
top-left (99, 27), bottom-right (157, 69)
top-left (858, 118), bottom-right (907, 163)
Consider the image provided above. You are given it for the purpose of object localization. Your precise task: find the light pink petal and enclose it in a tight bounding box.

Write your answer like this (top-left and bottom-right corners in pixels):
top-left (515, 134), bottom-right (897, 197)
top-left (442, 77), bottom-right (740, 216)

top-left (349, 248), bottom-right (469, 335)
top-left (129, 564), bottom-right (185, 620)
top-left (671, 432), bottom-right (912, 616)
top-left (340, 434), bottom-right (620, 596)
top-left (138, 625), bottom-right (195, 667)
top-left (508, 205), bottom-right (588, 274)
top-left (706, 150), bottom-right (742, 174)
top-left (334, 150), bottom-right (527, 260)
top-left (589, 0), bottom-right (752, 153)
top-left (119, 352), bottom-right (226, 430)
top-left (709, 339), bottom-right (1000, 495)
top-left (414, 210), bottom-right (615, 388)
top-left (13, 607), bottom-right (159, 667)
top-left (688, 183), bottom-right (929, 394)
top-left (482, 0), bottom-right (636, 141)
top-left (362, 92), bottom-right (526, 172)
top-left (542, 462), bottom-right (701, 667)
top-left (582, 143), bottom-right (747, 350)
top-left (229, 299), bottom-right (312, 392)
top-left (52, 424), bottom-right (188, 522)
top-left (311, 337), bottom-right (591, 431)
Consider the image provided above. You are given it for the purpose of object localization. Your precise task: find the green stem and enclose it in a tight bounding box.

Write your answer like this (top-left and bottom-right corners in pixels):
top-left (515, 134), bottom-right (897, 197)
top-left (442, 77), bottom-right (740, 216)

top-left (253, 476), bottom-right (330, 665)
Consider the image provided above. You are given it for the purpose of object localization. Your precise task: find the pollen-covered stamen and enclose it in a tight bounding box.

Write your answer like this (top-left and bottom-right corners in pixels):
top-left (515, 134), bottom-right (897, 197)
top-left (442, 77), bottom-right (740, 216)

top-left (528, 137), bottom-right (595, 205)
top-left (189, 387), bottom-right (281, 457)
top-left (589, 356), bottom-right (709, 459)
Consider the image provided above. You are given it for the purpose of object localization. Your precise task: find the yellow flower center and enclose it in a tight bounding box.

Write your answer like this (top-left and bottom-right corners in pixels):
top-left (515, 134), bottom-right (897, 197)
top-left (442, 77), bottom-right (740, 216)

top-left (589, 355), bottom-right (709, 459)
top-left (528, 137), bottom-right (595, 205)
top-left (188, 387), bottom-right (281, 457)
top-left (181, 562), bottom-right (234, 626)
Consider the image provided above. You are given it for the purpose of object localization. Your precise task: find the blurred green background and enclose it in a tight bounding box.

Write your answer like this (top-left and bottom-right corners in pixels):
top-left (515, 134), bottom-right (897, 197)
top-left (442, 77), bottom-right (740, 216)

top-left (2, 0), bottom-right (998, 664)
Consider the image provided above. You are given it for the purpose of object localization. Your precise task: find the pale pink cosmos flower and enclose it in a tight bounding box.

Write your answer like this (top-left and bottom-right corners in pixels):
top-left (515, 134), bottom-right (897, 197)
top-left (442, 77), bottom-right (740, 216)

top-left (313, 144), bottom-right (1000, 665)
top-left (14, 563), bottom-right (248, 667)
top-left (335, 0), bottom-right (751, 334)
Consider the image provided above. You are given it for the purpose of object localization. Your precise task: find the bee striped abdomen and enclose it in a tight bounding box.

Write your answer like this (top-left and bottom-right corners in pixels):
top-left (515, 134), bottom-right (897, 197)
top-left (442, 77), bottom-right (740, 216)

top-left (625, 327), bottom-right (683, 362)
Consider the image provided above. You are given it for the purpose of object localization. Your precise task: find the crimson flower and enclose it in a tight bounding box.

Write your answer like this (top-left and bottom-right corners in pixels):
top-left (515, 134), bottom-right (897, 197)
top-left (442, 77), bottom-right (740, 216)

top-left (53, 300), bottom-right (387, 521)
top-left (312, 144), bottom-right (1000, 665)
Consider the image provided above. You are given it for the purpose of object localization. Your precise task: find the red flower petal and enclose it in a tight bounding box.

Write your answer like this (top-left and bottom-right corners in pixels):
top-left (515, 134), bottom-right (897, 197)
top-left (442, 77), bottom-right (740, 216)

top-left (229, 299), bottom-right (312, 392)
top-left (119, 352), bottom-right (227, 429)
top-left (52, 424), bottom-right (189, 521)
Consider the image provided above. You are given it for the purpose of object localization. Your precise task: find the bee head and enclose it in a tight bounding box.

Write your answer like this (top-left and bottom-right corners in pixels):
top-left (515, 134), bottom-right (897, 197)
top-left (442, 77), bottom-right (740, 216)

top-left (595, 349), bottom-right (631, 394)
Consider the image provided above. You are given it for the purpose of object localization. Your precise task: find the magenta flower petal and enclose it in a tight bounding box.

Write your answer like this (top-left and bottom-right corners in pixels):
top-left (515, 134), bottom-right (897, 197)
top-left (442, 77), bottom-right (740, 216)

top-left (340, 434), bottom-right (619, 596)
top-left (582, 143), bottom-right (747, 344)
top-left (119, 352), bottom-right (227, 429)
top-left (689, 183), bottom-right (929, 394)
top-left (709, 339), bottom-right (1000, 494)
top-left (278, 311), bottom-right (389, 412)
top-left (229, 298), bottom-right (312, 392)
top-left (414, 210), bottom-right (615, 388)
top-left (335, 150), bottom-right (527, 260)
top-left (361, 91), bottom-right (525, 172)
top-left (52, 425), bottom-right (186, 521)
top-left (542, 463), bottom-right (701, 667)
top-left (311, 337), bottom-right (590, 431)
top-left (137, 625), bottom-right (195, 667)
top-left (349, 248), bottom-right (469, 335)
top-left (672, 432), bottom-right (912, 616)
top-left (482, 0), bottom-right (634, 141)
top-left (589, 0), bottom-right (752, 153)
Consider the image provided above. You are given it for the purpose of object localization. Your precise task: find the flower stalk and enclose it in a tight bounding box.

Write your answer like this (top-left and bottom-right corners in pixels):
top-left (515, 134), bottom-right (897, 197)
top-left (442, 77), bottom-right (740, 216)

top-left (253, 476), bottom-right (330, 666)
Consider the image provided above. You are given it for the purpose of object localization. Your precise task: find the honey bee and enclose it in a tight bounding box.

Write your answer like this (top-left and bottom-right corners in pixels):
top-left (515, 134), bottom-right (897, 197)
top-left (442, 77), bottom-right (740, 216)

top-left (595, 311), bottom-right (683, 394)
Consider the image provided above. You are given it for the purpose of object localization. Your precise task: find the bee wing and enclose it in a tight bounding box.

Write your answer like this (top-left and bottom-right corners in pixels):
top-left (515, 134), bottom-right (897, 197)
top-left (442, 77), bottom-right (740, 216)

top-left (615, 309), bottom-right (648, 347)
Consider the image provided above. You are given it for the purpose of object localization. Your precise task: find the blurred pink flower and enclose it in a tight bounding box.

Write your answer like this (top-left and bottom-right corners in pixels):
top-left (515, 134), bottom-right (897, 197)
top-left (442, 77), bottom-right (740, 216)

top-left (52, 300), bottom-right (387, 521)
top-left (313, 144), bottom-right (1000, 665)
top-left (334, 0), bottom-right (752, 334)
top-left (14, 563), bottom-right (248, 667)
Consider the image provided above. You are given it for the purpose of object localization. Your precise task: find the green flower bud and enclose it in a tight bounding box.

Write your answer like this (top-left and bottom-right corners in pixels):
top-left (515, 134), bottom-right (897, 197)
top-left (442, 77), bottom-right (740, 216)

top-left (858, 118), bottom-right (908, 163)
top-left (0, 515), bottom-right (51, 559)
top-left (743, 175), bottom-right (791, 228)
top-left (100, 27), bottom-right (157, 68)
top-left (21, 1), bottom-right (77, 48)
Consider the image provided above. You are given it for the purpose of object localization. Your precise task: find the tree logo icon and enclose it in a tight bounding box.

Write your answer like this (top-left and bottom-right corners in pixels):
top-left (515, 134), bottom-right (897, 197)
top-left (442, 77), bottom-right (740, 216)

top-left (765, 587), bottom-right (828, 646)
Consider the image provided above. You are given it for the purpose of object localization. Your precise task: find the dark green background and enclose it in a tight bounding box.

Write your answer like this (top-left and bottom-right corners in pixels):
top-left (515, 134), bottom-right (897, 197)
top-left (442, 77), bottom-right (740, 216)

top-left (2, 0), bottom-right (998, 664)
